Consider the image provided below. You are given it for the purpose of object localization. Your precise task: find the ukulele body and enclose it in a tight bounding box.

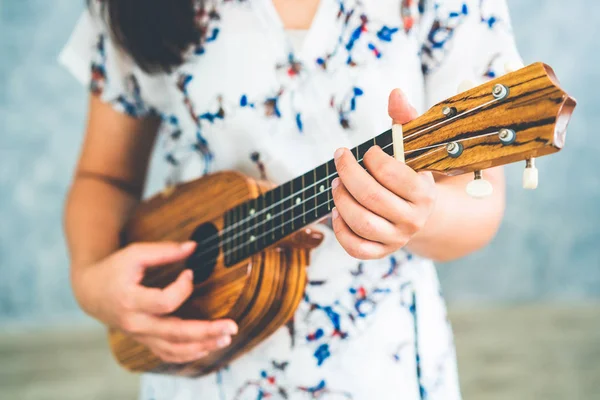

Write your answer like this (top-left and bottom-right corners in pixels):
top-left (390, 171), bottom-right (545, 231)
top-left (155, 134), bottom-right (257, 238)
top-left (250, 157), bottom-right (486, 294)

top-left (108, 171), bottom-right (323, 377)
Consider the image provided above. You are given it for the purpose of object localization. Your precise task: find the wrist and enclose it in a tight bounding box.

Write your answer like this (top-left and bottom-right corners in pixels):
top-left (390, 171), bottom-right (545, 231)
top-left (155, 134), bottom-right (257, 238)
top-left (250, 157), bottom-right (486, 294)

top-left (404, 192), bottom-right (448, 259)
top-left (70, 262), bottom-right (102, 320)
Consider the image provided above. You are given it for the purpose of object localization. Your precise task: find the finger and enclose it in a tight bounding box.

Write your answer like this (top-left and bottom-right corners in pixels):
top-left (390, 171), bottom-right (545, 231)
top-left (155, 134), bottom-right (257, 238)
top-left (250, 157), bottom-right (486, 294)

top-left (135, 335), bottom-right (232, 364)
top-left (144, 316), bottom-right (238, 343)
top-left (334, 147), bottom-right (409, 221)
top-left (134, 269), bottom-right (195, 314)
top-left (121, 241), bottom-right (197, 269)
top-left (388, 88), bottom-right (418, 125)
top-left (363, 146), bottom-right (436, 205)
top-left (331, 178), bottom-right (398, 243)
top-left (331, 208), bottom-right (392, 260)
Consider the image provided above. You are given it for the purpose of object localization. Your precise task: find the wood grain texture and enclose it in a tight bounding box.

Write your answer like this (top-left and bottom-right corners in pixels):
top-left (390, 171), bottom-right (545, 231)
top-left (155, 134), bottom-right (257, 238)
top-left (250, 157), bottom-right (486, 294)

top-left (402, 63), bottom-right (576, 175)
top-left (109, 172), bottom-right (322, 376)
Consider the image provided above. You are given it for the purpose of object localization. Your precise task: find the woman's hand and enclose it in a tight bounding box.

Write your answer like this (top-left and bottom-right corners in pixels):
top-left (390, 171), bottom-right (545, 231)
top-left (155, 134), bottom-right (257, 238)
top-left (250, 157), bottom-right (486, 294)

top-left (71, 241), bottom-right (238, 364)
top-left (331, 89), bottom-right (437, 259)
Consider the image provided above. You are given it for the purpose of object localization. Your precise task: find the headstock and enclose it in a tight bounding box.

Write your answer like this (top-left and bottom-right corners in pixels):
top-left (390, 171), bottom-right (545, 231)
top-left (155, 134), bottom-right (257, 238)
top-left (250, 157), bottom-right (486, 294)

top-left (400, 62), bottom-right (576, 197)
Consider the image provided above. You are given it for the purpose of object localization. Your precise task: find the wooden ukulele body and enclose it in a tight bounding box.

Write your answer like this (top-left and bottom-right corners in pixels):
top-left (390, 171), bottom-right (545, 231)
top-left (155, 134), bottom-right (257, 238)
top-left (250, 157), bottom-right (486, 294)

top-left (108, 171), bottom-right (323, 377)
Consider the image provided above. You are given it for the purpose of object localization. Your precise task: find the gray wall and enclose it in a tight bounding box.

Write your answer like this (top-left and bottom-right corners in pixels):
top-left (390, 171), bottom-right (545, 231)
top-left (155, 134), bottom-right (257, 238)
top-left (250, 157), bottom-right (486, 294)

top-left (438, 1), bottom-right (600, 303)
top-left (1, 0), bottom-right (599, 325)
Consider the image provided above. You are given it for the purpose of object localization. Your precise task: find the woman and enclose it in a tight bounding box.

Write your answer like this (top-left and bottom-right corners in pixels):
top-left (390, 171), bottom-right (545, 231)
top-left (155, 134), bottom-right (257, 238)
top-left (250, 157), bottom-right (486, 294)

top-left (60, 0), bottom-right (522, 398)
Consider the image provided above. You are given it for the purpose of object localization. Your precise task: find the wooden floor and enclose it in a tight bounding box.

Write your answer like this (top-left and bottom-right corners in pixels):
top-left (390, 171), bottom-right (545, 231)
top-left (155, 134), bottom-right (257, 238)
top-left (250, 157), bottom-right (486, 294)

top-left (1, 305), bottom-right (599, 400)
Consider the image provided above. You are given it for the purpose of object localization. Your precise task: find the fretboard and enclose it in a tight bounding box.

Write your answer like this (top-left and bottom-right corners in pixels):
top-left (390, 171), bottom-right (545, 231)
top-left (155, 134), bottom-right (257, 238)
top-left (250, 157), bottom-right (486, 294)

top-left (222, 129), bottom-right (394, 266)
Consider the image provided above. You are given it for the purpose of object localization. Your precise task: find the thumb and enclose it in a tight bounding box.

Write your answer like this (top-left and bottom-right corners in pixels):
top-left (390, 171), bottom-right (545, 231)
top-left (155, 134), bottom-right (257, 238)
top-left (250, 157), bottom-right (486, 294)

top-left (133, 269), bottom-right (195, 315)
top-left (388, 88), bottom-right (418, 125)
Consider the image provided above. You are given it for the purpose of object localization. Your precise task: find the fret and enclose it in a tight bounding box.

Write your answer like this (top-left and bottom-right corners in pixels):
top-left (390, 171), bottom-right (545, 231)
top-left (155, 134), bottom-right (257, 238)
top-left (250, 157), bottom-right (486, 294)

top-left (313, 169), bottom-right (318, 218)
top-left (258, 195), bottom-right (267, 249)
top-left (326, 159), bottom-right (336, 211)
top-left (301, 174), bottom-right (306, 224)
top-left (290, 179), bottom-right (295, 231)
top-left (265, 189), bottom-right (275, 245)
top-left (232, 206), bottom-right (239, 263)
top-left (282, 180), bottom-right (294, 237)
top-left (240, 202), bottom-right (249, 260)
top-left (245, 199), bottom-right (253, 254)
top-left (377, 129), bottom-right (394, 157)
top-left (353, 146), bottom-right (360, 160)
top-left (315, 162), bottom-right (330, 218)
top-left (232, 204), bottom-right (240, 262)
top-left (240, 204), bottom-right (246, 259)
top-left (302, 170), bottom-right (316, 223)
top-left (247, 200), bottom-right (255, 258)
top-left (228, 210), bottom-right (233, 266)
top-left (278, 185), bottom-right (284, 237)
top-left (356, 139), bottom-right (373, 169)
top-left (290, 176), bottom-right (305, 231)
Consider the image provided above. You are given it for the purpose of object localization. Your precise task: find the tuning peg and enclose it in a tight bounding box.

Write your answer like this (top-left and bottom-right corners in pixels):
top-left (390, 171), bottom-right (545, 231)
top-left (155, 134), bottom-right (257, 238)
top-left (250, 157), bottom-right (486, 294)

top-left (466, 170), bottom-right (493, 198)
top-left (523, 158), bottom-right (538, 189)
top-left (457, 79), bottom-right (477, 93)
top-left (504, 61), bottom-right (525, 74)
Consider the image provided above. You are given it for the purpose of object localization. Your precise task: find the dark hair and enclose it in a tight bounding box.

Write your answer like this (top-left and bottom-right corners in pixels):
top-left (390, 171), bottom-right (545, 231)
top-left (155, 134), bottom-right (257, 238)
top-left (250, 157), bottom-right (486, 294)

top-left (90, 0), bottom-right (203, 74)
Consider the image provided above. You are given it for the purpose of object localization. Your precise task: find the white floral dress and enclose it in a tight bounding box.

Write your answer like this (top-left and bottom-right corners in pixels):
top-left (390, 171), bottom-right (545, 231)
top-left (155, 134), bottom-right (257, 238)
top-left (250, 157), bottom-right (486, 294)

top-left (60, 0), bottom-right (522, 398)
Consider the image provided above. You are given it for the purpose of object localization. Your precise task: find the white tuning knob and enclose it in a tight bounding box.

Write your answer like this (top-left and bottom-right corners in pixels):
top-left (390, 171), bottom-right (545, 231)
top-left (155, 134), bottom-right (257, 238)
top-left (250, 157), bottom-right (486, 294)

top-left (466, 171), bottom-right (493, 198)
top-left (523, 158), bottom-right (538, 190)
top-left (504, 61), bottom-right (525, 74)
top-left (458, 79), bottom-right (477, 93)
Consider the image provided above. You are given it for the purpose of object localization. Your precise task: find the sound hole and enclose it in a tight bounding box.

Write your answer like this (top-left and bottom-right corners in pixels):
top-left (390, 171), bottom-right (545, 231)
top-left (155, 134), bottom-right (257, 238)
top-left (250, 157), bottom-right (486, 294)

top-left (186, 223), bottom-right (220, 284)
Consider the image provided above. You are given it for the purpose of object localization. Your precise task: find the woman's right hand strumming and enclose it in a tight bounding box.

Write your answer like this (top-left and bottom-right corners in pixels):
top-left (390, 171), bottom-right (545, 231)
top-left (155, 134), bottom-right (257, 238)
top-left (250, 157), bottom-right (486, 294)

top-left (71, 241), bottom-right (238, 364)
top-left (64, 97), bottom-right (237, 364)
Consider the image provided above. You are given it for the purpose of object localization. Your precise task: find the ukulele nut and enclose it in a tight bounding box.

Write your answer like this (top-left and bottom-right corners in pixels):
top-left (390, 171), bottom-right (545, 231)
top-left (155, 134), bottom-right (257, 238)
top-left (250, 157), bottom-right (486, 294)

top-left (446, 142), bottom-right (463, 158)
top-left (499, 128), bottom-right (516, 145)
top-left (492, 84), bottom-right (509, 100)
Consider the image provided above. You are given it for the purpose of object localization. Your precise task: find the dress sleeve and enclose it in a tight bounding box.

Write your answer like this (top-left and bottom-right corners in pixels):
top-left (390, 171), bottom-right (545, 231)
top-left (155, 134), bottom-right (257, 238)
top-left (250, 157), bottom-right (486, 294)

top-left (58, 4), bottom-right (154, 118)
top-left (418, 0), bottom-right (524, 107)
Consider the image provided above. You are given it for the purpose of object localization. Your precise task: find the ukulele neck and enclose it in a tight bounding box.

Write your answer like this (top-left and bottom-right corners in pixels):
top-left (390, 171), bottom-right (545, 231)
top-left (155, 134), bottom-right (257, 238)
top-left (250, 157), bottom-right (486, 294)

top-left (222, 128), bottom-right (397, 266)
top-left (221, 62), bottom-right (577, 266)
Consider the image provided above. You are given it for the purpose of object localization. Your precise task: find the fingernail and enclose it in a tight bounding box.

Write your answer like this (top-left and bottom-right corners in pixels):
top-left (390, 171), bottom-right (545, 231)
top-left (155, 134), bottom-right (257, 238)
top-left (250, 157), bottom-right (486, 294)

top-left (331, 178), bottom-right (340, 190)
top-left (181, 241), bottom-right (196, 252)
top-left (222, 323), bottom-right (238, 335)
top-left (392, 88), bottom-right (404, 100)
top-left (334, 148), bottom-right (344, 160)
top-left (195, 351), bottom-right (208, 359)
top-left (185, 269), bottom-right (194, 281)
top-left (217, 336), bottom-right (231, 348)
top-left (332, 207), bottom-right (339, 220)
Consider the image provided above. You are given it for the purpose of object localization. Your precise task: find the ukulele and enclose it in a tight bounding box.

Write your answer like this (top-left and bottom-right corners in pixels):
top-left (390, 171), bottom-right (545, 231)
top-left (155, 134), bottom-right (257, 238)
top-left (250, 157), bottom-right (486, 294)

top-left (108, 62), bottom-right (576, 377)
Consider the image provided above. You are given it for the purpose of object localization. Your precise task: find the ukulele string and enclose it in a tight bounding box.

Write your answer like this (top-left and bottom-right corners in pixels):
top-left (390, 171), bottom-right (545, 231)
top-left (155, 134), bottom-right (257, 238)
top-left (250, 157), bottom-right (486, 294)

top-left (188, 130), bottom-right (502, 263)
top-left (194, 96), bottom-right (502, 250)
